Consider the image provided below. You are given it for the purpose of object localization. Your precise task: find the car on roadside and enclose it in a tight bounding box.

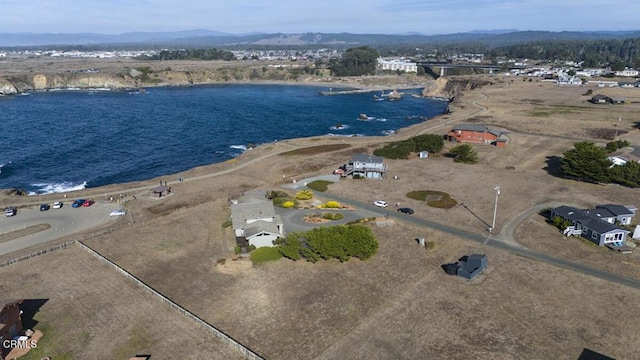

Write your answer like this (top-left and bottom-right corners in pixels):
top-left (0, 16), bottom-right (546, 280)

top-left (82, 199), bottom-right (95, 207)
top-left (109, 209), bottom-right (127, 217)
top-left (40, 204), bottom-right (50, 211)
top-left (5, 207), bottom-right (17, 217)
top-left (52, 201), bottom-right (63, 209)
top-left (373, 200), bottom-right (388, 208)
top-left (71, 199), bottom-right (85, 208)
top-left (397, 207), bottom-right (415, 215)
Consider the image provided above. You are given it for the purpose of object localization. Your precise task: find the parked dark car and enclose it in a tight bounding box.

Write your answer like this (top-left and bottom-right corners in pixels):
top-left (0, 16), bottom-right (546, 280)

top-left (72, 199), bottom-right (86, 208)
top-left (5, 207), bottom-right (17, 217)
top-left (397, 207), bottom-right (414, 214)
top-left (40, 204), bottom-right (50, 211)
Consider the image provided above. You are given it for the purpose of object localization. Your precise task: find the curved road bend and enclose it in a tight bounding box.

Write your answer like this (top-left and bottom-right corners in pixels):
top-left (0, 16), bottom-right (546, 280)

top-left (321, 190), bottom-right (640, 291)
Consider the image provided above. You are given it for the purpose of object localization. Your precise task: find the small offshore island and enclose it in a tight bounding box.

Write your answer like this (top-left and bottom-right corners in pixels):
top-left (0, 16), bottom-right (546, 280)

top-left (2, 55), bottom-right (640, 360)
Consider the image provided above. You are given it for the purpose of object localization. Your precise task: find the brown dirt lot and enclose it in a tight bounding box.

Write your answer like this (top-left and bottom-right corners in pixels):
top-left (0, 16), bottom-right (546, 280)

top-left (2, 71), bottom-right (640, 359)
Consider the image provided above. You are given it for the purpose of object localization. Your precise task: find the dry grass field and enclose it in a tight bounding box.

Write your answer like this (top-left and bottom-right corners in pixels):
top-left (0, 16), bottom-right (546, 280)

top-left (2, 72), bottom-right (640, 359)
top-left (0, 246), bottom-right (247, 360)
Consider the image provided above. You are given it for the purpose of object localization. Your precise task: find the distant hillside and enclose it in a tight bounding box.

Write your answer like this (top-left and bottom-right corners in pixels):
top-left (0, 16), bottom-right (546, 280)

top-left (1, 30), bottom-right (640, 48)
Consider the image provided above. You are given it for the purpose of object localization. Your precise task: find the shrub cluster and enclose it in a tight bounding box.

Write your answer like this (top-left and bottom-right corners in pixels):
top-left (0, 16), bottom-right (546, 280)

top-left (275, 225), bottom-right (378, 262)
top-left (323, 212), bottom-right (344, 220)
top-left (373, 134), bottom-right (445, 159)
top-left (296, 190), bottom-right (313, 200)
top-left (250, 247), bottom-right (283, 265)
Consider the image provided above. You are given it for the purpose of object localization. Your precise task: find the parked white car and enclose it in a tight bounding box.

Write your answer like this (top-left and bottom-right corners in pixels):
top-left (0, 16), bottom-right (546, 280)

top-left (373, 200), bottom-right (388, 208)
top-left (110, 209), bottom-right (127, 217)
top-left (52, 201), bottom-right (63, 209)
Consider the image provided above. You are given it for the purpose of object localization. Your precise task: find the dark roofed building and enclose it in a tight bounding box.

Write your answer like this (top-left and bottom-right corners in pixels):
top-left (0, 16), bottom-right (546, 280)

top-left (0, 299), bottom-right (24, 360)
top-left (590, 94), bottom-right (612, 104)
top-left (550, 204), bottom-right (634, 246)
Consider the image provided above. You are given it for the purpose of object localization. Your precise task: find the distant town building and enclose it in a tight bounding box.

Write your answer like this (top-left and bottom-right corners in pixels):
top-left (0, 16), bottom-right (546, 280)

top-left (377, 58), bottom-right (418, 73)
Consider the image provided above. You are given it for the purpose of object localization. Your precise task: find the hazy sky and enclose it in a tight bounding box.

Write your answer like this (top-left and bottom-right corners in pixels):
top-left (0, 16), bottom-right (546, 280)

top-left (2, 0), bottom-right (639, 34)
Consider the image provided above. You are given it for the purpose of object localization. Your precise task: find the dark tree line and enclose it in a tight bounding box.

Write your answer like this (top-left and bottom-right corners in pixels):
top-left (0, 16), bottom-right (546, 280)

top-left (492, 38), bottom-right (640, 67)
top-left (140, 48), bottom-right (235, 61)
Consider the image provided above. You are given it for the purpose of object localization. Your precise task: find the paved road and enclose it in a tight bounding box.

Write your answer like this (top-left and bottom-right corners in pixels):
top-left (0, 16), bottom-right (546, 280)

top-left (320, 190), bottom-right (640, 290)
top-left (0, 201), bottom-right (121, 256)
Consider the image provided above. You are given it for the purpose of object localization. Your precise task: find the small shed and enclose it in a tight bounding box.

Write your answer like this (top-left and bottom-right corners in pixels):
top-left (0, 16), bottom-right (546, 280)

top-left (418, 151), bottom-right (429, 159)
top-left (443, 254), bottom-right (488, 280)
top-left (152, 185), bottom-right (171, 197)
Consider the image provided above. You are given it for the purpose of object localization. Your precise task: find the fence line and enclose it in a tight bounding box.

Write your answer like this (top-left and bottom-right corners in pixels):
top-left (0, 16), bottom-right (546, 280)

top-left (0, 240), bottom-right (76, 268)
top-left (76, 241), bottom-right (264, 360)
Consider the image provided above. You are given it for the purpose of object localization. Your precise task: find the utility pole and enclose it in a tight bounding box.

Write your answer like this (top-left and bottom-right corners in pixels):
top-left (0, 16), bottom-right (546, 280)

top-left (490, 186), bottom-right (501, 233)
top-left (615, 116), bottom-right (621, 139)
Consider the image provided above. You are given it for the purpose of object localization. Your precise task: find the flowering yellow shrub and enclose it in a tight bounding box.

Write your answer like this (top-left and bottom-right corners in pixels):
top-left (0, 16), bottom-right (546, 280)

top-left (325, 200), bottom-right (340, 208)
top-left (282, 201), bottom-right (295, 208)
top-left (296, 190), bottom-right (314, 200)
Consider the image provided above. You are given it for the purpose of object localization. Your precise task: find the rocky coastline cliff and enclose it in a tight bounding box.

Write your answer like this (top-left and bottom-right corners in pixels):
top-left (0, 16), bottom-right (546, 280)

top-left (421, 77), bottom-right (490, 101)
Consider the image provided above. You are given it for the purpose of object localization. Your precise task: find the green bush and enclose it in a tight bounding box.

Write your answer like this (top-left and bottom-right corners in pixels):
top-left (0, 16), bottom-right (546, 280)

top-left (373, 134), bottom-right (445, 159)
top-left (222, 219), bottom-right (232, 228)
top-left (323, 212), bottom-right (344, 220)
top-left (449, 144), bottom-right (478, 164)
top-left (250, 247), bottom-right (283, 265)
top-left (234, 245), bottom-right (242, 255)
top-left (267, 190), bottom-right (290, 199)
top-left (275, 225), bottom-right (378, 263)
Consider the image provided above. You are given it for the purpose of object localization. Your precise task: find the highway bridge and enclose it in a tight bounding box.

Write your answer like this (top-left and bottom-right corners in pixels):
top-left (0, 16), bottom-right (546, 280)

top-left (416, 61), bottom-right (527, 76)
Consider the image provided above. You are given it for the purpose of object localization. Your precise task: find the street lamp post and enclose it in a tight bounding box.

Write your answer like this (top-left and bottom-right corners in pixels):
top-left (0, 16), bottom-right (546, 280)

top-left (490, 186), bottom-right (501, 233)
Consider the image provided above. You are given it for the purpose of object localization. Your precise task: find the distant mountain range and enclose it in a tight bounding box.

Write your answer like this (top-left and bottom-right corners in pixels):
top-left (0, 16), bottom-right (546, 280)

top-left (1, 30), bottom-right (640, 48)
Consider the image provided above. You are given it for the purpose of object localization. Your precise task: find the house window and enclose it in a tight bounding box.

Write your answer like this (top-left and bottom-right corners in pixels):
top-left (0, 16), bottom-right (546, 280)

top-left (0, 314), bottom-right (7, 324)
top-left (592, 232), bottom-right (597, 240)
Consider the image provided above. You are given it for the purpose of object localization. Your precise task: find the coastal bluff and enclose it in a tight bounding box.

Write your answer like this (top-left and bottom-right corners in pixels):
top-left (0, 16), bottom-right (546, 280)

top-left (0, 73), bottom-right (138, 94)
top-left (422, 77), bottom-right (490, 100)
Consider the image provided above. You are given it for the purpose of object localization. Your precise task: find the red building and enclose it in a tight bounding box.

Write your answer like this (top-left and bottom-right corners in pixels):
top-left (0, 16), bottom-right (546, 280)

top-left (447, 124), bottom-right (506, 146)
top-left (0, 299), bottom-right (24, 360)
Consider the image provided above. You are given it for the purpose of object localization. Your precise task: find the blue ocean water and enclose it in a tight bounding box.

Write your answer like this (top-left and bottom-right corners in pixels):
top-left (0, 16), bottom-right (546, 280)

top-left (0, 84), bottom-right (448, 194)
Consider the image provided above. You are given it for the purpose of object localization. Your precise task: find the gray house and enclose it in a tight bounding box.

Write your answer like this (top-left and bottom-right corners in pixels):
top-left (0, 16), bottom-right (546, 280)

top-left (230, 191), bottom-right (284, 250)
top-left (344, 153), bottom-right (387, 179)
top-left (550, 205), bottom-right (635, 246)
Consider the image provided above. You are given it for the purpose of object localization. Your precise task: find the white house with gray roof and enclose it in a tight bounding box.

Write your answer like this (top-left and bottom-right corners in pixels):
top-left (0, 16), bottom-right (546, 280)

top-left (230, 192), bottom-right (284, 249)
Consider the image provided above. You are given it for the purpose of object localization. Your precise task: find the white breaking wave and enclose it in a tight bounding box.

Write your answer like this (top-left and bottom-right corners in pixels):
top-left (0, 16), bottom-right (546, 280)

top-left (0, 161), bottom-right (10, 174)
top-left (28, 181), bottom-right (87, 195)
top-left (229, 144), bottom-right (247, 151)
